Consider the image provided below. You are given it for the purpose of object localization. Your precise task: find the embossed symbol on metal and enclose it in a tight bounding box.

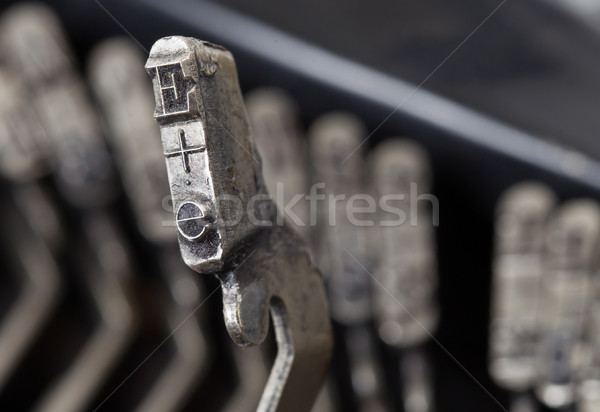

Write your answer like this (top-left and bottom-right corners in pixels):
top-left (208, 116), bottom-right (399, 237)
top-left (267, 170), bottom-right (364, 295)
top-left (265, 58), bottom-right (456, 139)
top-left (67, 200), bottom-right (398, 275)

top-left (148, 62), bottom-right (196, 118)
top-left (176, 201), bottom-right (210, 241)
top-left (164, 129), bottom-right (205, 173)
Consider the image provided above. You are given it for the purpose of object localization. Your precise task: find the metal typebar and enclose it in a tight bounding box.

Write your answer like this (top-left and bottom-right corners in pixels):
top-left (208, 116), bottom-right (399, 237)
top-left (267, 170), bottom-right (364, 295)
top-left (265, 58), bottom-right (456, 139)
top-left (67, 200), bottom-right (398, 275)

top-left (309, 113), bottom-right (390, 412)
top-left (0, 5), bottom-right (136, 411)
top-left (246, 88), bottom-right (338, 412)
top-left (146, 36), bottom-right (333, 412)
top-left (536, 200), bottom-right (600, 408)
top-left (88, 38), bottom-right (209, 412)
top-left (368, 139), bottom-right (438, 412)
top-left (0, 60), bottom-right (63, 391)
top-left (580, 276), bottom-right (600, 412)
top-left (490, 182), bottom-right (557, 412)
top-left (245, 88), bottom-right (310, 241)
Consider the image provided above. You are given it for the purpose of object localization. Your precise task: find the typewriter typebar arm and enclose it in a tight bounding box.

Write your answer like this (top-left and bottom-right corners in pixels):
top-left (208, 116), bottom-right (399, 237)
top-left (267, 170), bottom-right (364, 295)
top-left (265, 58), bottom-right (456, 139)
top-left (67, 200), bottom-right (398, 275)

top-left (490, 182), bottom-right (557, 412)
top-left (0, 196), bottom-right (62, 392)
top-left (308, 113), bottom-right (390, 412)
top-left (536, 199), bottom-right (600, 408)
top-left (146, 36), bottom-right (333, 412)
top-left (490, 183), bottom-right (557, 392)
top-left (245, 88), bottom-right (338, 412)
top-left (0, 5), bottom-right (136, 411)
top-left (368, 139), bottom-right (438, 412)
top-left (0, 61), bottom-right (63, 391)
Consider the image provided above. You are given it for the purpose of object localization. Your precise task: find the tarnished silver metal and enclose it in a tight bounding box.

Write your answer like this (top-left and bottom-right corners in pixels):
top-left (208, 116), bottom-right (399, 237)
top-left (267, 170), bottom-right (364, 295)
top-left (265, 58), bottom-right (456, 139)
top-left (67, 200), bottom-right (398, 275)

top-left (246, 89), bottom-right (338, 412)
top-left (0, 2), bottom-right (115, 208)
top-left (580, 290), bottom-right (600, 412)
top-left (88, 38), bottom-right (173, 243)
top-left (132, 249), bottom-right (207, 412)
top-left (580, 237), bottom-right (600, 412)
top-left (12, 184), bottom-right (65, 255)
top-left (0, 67), bottom-right (50, 182)
top-left (368, 139), bottom-right (437, 412)
top-left (0, 5), bottom-right (136, 411)
top-left (34, 211), bottom-right (136, 412)
top-left (0, 35), bottom-right (61, 393)
top-left (400, 348), bottom-right (435, 412)
top-left (489, 182), bottom-right (556, 412)
top-left (368, 139), bottom-right (438, 348)
top-left (309, 113), bottom-right (389, 412)
top-left (0, 51), bottom-right (64, 250)
top-left (535, 199), bottom-right (600, 408)
top-left (308, 112), bottom-right (371, 325)
top-left (146, 36), bottom-right (332, 412)
top-left (490, 183), bottom-right (556, 391)
top-left (146, 37), bottom-right (260, 273)
top-left (88, 37), bottom-right (209, 412)
top-left (245, 88), bottom-right (309, 240)
top-left (344, 326), bottom-right (389, 412)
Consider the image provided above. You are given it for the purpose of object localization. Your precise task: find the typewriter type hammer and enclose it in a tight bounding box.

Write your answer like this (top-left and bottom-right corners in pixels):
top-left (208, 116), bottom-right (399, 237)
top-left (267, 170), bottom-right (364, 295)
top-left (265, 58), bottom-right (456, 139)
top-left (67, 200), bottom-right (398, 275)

top-left (146, 37), bottom-right (333, 412)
